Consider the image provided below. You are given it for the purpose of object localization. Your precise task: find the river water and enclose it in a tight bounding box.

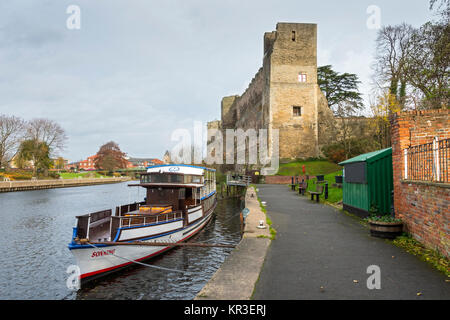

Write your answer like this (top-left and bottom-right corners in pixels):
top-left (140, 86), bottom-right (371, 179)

top-left (0, 182), bottom-right (243, 300)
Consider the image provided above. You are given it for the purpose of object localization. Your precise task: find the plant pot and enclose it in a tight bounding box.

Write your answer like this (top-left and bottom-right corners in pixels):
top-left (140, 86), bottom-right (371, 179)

top-left (316, 175), bottom-right (324, 182)
top-left (335, 175), bottom-right (343, 184)
top-left (368, 220), bottom-right (403, 239)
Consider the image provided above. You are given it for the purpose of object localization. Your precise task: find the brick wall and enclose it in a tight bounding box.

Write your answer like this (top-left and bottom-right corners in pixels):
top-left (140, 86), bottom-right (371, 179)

top-left (390, 109), bottom-right (450, 258)
top-left (264, 175), bottom-right (309, 184)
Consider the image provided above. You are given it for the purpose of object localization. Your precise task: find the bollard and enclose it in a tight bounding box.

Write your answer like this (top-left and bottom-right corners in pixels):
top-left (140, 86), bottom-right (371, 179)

top-left (325, 183), bottom-right (328, 200)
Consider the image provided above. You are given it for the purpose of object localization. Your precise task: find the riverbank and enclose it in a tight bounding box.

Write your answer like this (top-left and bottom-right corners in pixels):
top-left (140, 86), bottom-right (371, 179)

top-left (195, 186), bottom-right (271, 300)
top-left (0, 176), bottom-right (131, 193)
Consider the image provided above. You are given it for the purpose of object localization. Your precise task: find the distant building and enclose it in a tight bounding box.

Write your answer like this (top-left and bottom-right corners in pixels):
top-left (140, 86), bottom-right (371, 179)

top-left (163, 150), bottom-right (172, 164)
top-left (52, 157), bottom-right (69, 170)
top-left (126, 157), bottom-right (164, 169)
top-left (78, 155), bottom-right (97, 171)
top-left (65, 162), bottom-right (79, 171)
top-left (65, 154), bottom-right (163, 171)
top-left (9, 154), bottom-right (33, 169)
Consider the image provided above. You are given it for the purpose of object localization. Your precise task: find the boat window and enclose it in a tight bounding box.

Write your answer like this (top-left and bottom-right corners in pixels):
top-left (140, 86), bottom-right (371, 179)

top-left (170, 174), bottom-right (183, 183)
top-left (184, 175), bottom-right (202, 184)
top-left (151, 174), bottom-right (169, 183)
top-left (142, 173), bottom-right (184, 184)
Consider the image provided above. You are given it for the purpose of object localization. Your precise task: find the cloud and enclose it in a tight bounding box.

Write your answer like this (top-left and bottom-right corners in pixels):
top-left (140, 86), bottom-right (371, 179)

top-left (0, 0), bottom-right (434, 161)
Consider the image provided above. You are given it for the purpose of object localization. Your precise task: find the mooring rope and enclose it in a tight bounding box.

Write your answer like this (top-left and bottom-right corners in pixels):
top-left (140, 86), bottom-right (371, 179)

top-left (86, 242), bottom-right (189, 274)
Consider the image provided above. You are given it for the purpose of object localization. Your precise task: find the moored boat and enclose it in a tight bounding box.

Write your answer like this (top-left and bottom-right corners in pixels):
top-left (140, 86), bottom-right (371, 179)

top-left (68, 164), bottom-right (217, 286)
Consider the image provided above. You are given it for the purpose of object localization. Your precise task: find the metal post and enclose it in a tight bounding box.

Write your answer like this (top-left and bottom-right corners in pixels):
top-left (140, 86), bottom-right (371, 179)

top-left (404, 149), bottom-right (408, 179)
top-left (433, 136), bottom-right (440, 182)
top-left (325, 183), bottom-right (328, 200)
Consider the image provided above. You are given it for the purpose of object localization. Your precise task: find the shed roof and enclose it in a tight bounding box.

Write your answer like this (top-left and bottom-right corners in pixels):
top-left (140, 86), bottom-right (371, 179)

top-left (338, 147), bottom-right (392, 165)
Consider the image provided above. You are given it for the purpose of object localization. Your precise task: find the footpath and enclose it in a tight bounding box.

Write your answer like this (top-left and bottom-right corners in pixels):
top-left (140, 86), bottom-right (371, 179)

top-left (252, 184), bottom-right (450, 299)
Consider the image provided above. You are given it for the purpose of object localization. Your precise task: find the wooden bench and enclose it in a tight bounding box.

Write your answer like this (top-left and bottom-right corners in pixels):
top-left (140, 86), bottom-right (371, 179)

top-left (298, 181), bottom-right (308, 195)
top-left (308, 185), bottom-right (324, 202)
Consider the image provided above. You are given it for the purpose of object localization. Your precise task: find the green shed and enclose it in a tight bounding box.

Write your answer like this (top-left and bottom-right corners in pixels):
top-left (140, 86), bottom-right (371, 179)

top-left (338, 148), bottom-right (393, 217)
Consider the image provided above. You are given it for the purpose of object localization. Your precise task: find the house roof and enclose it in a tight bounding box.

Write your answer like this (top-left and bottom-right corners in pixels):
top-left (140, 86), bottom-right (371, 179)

top-left (338, 147), bottom-right (392, 165)
top-left (127, 157), bottom-right (163, 165)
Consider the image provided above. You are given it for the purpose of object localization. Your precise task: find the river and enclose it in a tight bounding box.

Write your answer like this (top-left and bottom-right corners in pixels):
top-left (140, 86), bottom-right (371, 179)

top-left (0, 182), bottom-right (243, 300)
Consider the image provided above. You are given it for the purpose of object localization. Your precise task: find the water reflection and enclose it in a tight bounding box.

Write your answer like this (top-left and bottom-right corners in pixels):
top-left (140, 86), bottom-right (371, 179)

top-left (0, 183), bottom-right (242, 300)
top-left (75, 197), bottom-right (243, 300)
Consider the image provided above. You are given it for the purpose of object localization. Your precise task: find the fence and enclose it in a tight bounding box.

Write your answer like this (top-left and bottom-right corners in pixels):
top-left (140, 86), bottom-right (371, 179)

top-left (404, 137), bottom-right (449, 183)
top-left (0, 176), bottom-right (131, 192)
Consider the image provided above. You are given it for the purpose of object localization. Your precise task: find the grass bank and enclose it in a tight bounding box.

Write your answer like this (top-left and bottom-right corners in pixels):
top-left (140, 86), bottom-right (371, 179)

top-left (250, 184), bottom-right (277, 240)
top-left (304, 170), bottom-right (343, 204)
top-left (276, 159), bottom-right (341, 176)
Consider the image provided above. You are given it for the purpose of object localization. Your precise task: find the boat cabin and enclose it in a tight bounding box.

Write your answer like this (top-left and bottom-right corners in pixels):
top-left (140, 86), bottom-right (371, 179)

top-left (71, 165), bottom-right (217, 244)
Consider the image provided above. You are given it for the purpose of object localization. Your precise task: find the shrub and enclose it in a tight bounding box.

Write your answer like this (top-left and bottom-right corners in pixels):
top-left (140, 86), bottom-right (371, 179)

top-left (7, 171), bottom-right (33, 180)
top-left (321, 143), bottom-right (346, 163)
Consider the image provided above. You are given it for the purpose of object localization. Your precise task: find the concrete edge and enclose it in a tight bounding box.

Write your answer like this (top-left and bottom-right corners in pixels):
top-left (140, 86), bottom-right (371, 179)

top-left (194, 186), bottom-right (271, 300)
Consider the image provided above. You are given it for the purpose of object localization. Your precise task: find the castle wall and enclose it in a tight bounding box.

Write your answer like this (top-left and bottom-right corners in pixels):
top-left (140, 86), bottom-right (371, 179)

top-left (212, 22), bottom-right (335, 170)
top-left (234, 68), bottom-right (265, 131)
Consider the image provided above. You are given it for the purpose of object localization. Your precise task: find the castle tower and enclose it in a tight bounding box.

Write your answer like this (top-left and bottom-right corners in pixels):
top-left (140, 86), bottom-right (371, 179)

top-left (263, 23), bottom-right (331, 160)
top-left (209, 23), bottom-right (333, 168)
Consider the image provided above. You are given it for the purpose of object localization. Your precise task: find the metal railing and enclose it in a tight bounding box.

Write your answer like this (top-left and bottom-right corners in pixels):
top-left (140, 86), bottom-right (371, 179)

top-left (404, 137), bottom-right (449, 183)
top-left (115, 211), bottom-right (183, 228)
top-left (226, 173), bottom-right (251, 186)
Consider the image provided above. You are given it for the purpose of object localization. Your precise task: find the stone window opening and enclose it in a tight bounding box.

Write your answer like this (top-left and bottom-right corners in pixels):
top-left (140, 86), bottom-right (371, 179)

top-left (293, 106), bottom-right (302, 117)
top-left (298, 73), bottom-right (307, 83)
top-left (292, 31), bottom-right (296, 41)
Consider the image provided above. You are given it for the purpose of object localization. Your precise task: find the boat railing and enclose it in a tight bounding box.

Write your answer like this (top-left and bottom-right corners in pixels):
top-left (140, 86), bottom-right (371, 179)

top-left (76, 209), bottom-right (112, 240)
top-left (114, 210), bottom-right (183, 228)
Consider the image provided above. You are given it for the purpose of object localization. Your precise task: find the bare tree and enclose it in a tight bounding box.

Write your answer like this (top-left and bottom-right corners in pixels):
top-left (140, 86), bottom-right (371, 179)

top-left (26, 118), bottom-right (68, 156)
top-left (403, 20), bottom-right (450, 109)
top-left (334, 100), bottom-right (364, 159)
top-left (0, 115), bottom-right (26, 168)
top-left (372, 23), bottom-right (415, 107)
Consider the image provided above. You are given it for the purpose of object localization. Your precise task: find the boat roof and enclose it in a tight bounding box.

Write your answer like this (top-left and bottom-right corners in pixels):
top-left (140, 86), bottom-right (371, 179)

top-left (145, 164), bottom-right (216, 175)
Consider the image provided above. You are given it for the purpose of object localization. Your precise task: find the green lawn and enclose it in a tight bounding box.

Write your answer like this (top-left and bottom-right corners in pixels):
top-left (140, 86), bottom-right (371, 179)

top-left (59, 172), bottom-right (108, 179)
top-left (276, 160), bottom-right (342, 176)
top-left (303, 170), bottom-right (343, 204)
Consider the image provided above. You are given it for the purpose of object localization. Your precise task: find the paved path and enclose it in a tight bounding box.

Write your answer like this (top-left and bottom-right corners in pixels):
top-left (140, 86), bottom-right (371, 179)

top-left (252, 184), bottom-right (450, 300)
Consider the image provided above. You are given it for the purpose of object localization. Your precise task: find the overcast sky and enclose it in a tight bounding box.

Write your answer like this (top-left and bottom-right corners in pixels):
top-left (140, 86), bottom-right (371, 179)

top-left (0, 0), bottom-right (435, 162)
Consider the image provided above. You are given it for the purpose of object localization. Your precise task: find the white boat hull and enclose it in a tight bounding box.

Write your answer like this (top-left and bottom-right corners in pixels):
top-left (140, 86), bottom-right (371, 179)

top-left (69, 207), bottom-right (214, 284)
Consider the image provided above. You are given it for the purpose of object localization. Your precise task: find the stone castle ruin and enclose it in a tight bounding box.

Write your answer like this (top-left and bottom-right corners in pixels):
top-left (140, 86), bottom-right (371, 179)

top-left (208, 23), bottom-right (335, 168)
